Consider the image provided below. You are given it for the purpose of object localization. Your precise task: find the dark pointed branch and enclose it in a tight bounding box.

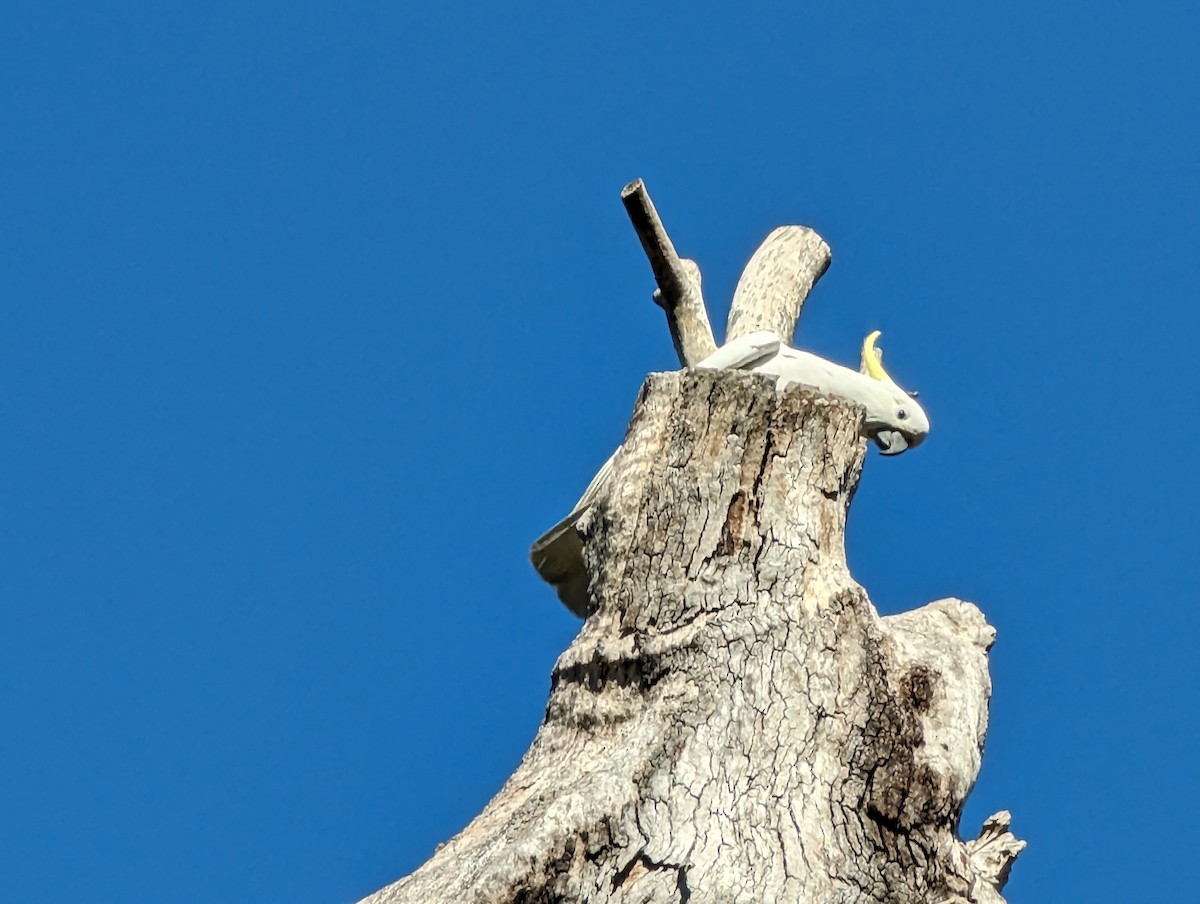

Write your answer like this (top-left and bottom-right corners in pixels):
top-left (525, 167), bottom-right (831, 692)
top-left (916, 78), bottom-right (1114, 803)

top-left (620, 179), bottom-right (718, 366)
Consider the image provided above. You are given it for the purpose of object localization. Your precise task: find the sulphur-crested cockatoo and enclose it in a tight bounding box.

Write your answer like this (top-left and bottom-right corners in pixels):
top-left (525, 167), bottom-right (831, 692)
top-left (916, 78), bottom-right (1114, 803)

top-left (531, 330), bottom-right (928, 615)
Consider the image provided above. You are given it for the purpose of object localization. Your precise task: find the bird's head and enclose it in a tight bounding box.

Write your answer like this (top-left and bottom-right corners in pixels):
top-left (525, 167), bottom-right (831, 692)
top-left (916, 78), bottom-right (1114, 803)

top-left (859, 330), bottom-right (930, 455)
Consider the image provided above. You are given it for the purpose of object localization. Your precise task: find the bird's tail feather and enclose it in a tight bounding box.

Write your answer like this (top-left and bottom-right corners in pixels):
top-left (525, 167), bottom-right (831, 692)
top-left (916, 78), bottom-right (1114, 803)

top-left (529, 449), bottom-right (620, 617)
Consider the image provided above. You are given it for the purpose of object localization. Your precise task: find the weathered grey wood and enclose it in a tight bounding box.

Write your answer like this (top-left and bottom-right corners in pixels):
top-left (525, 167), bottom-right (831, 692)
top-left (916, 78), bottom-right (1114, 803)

top-left (621, 179), bottom-right (718, 366)
top-left (965, 812), bottom-right (1026, 903)
top-left (359, 372), bottom-right (1021, 904)
top-left (725, 225), bottom-right (832, 344)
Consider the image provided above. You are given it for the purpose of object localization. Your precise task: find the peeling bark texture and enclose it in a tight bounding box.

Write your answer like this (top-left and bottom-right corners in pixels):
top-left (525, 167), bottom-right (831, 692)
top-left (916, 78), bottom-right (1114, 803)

top-left (725, 226), bottom-right (832, 346)
top-left (621, 179), bottom-right (718, 366)
top-left (359, 372), bottom-right (1021, 904)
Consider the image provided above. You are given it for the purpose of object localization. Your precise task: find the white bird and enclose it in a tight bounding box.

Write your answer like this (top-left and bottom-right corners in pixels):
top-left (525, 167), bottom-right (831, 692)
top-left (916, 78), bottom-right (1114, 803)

top-left (531, 330), bottom-right (929, 615)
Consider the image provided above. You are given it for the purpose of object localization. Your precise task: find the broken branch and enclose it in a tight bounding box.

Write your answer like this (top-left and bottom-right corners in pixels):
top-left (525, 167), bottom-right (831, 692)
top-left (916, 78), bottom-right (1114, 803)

top-left (621, 179), bottom-right (718, 366)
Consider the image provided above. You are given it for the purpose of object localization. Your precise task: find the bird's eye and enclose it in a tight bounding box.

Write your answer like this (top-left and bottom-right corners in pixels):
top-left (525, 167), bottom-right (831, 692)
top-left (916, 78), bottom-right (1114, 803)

top-left (897, 408), bottom-right (908, 420)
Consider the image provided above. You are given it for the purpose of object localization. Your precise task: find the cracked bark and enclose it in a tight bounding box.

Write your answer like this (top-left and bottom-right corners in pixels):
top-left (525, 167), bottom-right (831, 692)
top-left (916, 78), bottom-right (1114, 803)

top-left (359, 372), bottom-right (1021, 904)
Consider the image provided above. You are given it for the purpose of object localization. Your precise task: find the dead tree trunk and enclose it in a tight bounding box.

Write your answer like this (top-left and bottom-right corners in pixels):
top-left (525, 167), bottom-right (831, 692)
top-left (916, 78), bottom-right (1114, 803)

top-left (359, 183), bottom-right (1021, 904)
top-left (361, 374), bottom-right (1019, 904)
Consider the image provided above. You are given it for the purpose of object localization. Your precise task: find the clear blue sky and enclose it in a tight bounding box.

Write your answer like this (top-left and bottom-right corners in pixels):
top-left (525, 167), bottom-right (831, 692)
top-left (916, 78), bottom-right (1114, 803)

top-left (3, 3), bottom-right (1196, 901)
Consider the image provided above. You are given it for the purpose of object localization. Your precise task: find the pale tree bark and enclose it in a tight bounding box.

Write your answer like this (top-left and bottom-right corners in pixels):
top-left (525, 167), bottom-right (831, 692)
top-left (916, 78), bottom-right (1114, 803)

top-left (359, 185), bottom-right (1021, 903)
top-left (360, 374), bottom-right (1021, 904)
top-left (725, 226), bottom-right (832, 346)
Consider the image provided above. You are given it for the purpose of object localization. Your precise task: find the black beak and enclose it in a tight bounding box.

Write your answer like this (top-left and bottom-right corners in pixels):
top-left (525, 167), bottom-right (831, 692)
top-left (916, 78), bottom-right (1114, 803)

top-left (873, 429), bottom-right (910, 456)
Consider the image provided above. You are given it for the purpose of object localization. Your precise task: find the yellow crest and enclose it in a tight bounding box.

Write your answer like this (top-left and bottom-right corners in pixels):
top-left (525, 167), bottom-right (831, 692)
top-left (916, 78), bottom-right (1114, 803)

top-left (861, 330), bottom-right (892, 382)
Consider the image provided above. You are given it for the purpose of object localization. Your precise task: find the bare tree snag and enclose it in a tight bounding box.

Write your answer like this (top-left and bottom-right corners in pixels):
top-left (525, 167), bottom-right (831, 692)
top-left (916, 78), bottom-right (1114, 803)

top-left (621, 179), bottom-right (718, 366)
top-left (725, 226), bottom-right (832, 345)
top-left (358, 372), bottom-right (1022, 904)
top-left (362, 185), bottom-right (1020, 902)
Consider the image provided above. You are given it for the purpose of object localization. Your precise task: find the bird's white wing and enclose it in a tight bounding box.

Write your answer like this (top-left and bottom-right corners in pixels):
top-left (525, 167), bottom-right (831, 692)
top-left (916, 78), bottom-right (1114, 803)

top-left (695, 331), bottom-right (782, 371)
